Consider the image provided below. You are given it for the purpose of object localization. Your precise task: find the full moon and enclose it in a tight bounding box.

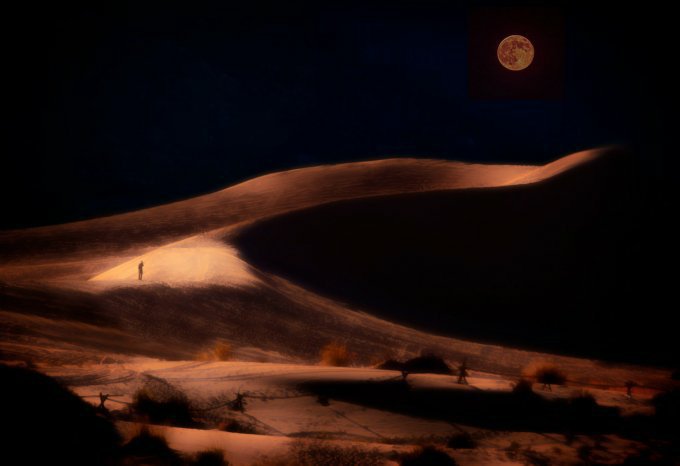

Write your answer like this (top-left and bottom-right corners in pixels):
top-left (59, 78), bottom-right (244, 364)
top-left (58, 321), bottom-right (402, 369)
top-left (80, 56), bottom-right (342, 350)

top-left (497, 35), bottom-right (534, 71)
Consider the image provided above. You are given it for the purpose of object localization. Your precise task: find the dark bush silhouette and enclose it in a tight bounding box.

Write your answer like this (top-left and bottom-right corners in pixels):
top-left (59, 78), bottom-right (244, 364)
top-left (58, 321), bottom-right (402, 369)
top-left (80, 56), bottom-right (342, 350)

top-left (405, 355), bottom-right (452, 375)
top-left (132, 381), bottom-right (196, 427)
top-left (319, 342), bottom-right (353, 366)
top-left (512, 378), bottom-right (535, 396)
top-left (447, 432), bottom-right (477, 449)
top-left (400, 445), bottom-right (457, 465)
top-left (376, 359), bottom-right (405, 371)
top-left (2, 364), bottom-right (121, 466)
top-left (194, 449), bottom-right (229, 466)
top-left (121, 428), bottom-right (183, 466)
top-left (534, 366), bottom-right (567, 391)
top-left (377, 355), bottom-right (452, 375)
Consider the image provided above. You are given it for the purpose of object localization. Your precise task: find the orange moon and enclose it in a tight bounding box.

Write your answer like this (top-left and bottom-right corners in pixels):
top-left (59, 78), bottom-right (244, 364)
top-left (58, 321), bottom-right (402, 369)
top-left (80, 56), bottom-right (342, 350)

top-left (497, 35), bottom-right (534, 71)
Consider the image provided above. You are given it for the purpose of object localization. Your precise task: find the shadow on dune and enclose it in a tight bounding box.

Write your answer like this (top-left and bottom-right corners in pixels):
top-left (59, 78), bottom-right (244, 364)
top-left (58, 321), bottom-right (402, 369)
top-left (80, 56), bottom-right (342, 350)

top-left (2, 364), bottom-right (121, 466)
top-left (233, 148), bottom-right (675, 366)
top-left (301, 379), bottom-right (680, 443)
top-left (1, 281), bottom-right (444, 366)
top-left (302, 379), bottom-right (621, 434)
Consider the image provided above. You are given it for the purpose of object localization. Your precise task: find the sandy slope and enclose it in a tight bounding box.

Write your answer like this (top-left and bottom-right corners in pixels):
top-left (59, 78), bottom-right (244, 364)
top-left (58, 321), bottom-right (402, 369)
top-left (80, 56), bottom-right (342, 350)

top-left (0, 147), bottom-right (673, 387)
top-left (0, 148), bottom-right (607, 267)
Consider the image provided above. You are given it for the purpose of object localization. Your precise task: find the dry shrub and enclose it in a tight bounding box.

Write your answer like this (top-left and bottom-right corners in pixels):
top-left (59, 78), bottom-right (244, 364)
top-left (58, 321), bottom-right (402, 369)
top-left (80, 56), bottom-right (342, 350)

top-left (403, 354), bottom-right (452, 375)
top-left (531, 364), bottom-right (567, 390)
top-left (197, 340), bottom-right (232, 362)
top-left (194, 449), bottom-right (229, 466)
top-left (319, 342), bottom-right (353, 367)
top-left (512, 378), bottom-right (535, 395)
top-left (400, 445), bottom-right (457, 465)
top-left (213, 341), bottom-right (232, 361)
top-left (132, 379), bottom-right (196, 427)
top-left (253, 440), bottom-right (383, 466)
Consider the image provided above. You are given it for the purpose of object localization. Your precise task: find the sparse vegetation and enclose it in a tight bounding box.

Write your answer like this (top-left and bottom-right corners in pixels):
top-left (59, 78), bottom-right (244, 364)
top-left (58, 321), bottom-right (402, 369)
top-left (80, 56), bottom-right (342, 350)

top-left (405, 354), bottom-right (453, 375)
top-left (197, 340), bottom-right (232, 361)
top-left (376, 359), bottom-right (405, 371)
top-left (376, 354), bottom-right (452, 375)
top-left (400, 445), bottom-right (457, 465)
top-left (512, 378), bottom-right (535, 395)
top-left (132, 381), bottom-right (196, 427)
top-left (447, 432), bottom-right (477, 449)
top-left (533, 365), bottom-right (567, 391)
top-left (193, 449), bottom-right (229, 466)
top-left (319, 342), bottom-right (353, 367)
top-left (253, 440), bottom-right (384, 466)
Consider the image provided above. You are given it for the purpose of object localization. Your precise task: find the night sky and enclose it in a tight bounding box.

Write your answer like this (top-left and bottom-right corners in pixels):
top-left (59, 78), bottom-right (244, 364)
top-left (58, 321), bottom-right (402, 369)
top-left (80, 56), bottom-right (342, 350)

top-left (2, 1), bottom-right (673, 229)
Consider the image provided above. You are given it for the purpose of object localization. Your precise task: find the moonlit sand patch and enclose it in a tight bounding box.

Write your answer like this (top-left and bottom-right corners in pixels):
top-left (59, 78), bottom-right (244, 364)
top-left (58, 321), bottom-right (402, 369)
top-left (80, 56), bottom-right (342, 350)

top-left (90, 237), bottom-right (258, 287)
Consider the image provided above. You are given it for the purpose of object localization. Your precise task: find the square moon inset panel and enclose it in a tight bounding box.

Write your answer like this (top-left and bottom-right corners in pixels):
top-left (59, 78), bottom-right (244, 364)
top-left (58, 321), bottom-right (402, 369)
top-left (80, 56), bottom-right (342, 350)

top-left (468, 7), bottom-right (565, 100)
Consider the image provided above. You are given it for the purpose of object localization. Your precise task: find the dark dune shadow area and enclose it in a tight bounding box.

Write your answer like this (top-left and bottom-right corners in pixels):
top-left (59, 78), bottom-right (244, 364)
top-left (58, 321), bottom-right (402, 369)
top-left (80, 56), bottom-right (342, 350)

top-left (301, 379), bottom-right (679, 441)
top-left (233, 149), bottom-right (674, 365)
top-left (1, 364), bottom-right (121, 466)
top-left (302, 379), bottom-right (621, 434)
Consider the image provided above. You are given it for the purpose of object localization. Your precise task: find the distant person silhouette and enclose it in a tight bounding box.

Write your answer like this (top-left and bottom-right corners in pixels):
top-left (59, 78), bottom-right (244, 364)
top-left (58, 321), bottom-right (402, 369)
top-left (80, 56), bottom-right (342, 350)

top-left (138, 261), bottom-right (144, 281)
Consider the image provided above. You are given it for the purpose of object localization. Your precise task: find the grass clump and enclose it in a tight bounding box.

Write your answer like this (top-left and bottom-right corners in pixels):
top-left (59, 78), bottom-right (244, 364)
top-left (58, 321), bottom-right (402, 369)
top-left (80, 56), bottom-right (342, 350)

top-left (193, 449), bottom-right (229, 466)
top-left (197, 340), bottom-right (232, 361)
top-left (254, 440), bottom-right (383, 466)
top-left (132, 378), bottom-right (196, 427)
top-left (319, 342), bottom-right (353, 367)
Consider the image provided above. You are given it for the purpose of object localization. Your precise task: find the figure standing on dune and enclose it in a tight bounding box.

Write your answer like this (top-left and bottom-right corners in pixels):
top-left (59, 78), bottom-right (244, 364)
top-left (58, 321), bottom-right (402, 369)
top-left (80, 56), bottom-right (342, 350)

top-left (138, 260), bottom-right (144, 280)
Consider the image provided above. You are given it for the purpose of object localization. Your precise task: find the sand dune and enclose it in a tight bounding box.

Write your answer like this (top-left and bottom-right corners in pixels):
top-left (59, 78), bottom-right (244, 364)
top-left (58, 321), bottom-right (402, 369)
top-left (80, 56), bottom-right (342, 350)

top-left (4, 145), bottom-right (668, 384)
top-left (0, 148), bottom-right (608, 268)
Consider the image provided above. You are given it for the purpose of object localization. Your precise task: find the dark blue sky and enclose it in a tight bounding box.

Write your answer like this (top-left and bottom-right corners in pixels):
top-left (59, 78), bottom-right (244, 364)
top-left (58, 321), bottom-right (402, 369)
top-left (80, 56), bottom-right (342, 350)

top-left (2, 1), bottom-right (672, 228)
